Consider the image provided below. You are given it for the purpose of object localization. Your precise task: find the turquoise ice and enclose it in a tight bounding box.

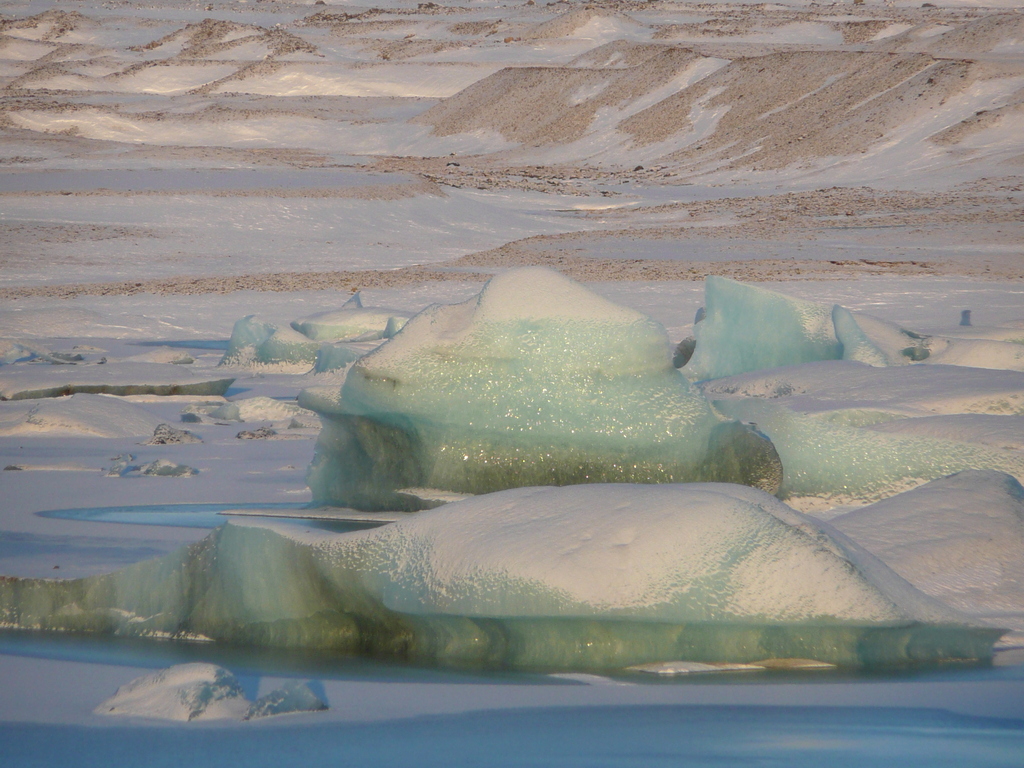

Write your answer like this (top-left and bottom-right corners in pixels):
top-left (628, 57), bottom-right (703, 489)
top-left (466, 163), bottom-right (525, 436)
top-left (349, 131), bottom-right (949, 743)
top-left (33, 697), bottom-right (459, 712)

top-left (219, 316), bottom-right (321, 371)
top-left (303, 268), bottom-right (782, 510)
top-left (0, 484), bottom-right (999, 669)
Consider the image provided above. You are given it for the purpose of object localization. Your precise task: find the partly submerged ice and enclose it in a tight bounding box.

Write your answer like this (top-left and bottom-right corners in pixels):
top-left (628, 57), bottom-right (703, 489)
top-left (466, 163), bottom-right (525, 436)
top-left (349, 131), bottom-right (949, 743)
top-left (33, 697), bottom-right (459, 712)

top-left (0, 484), bottom-right (1001, 670)
top-left (304, 268), bottom-right (783, 510)
top-left (94, 663), bottom-right (327, 722)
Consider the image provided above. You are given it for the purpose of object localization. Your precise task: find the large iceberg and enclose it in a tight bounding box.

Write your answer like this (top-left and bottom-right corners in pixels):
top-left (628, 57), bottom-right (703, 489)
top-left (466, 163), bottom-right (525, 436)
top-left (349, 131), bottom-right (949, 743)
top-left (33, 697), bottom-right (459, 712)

top-left (0, 484), bottom-right (998, 669)
top-left (303, 268), bottom-right (782, 510)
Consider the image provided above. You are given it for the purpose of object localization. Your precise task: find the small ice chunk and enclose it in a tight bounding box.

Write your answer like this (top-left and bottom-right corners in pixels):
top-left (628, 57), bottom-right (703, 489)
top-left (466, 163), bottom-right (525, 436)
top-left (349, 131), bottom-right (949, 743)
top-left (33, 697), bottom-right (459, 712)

top-left (236, 427), bottom-right (277, 440)
top-left (119, 348), bottom-right (194, 365)
top-left (138, 459), bottom-right (198, 477)
top-left (143, 423), bottom-right (202, 445)
top-left (94, 664), bottom-right (249, 722)
top-left (291, 302), bottom-right (410, 343)
top-left (219, 316), bottom-right (320, 372)
top-left (244, 681), bottom-right (327, 720)
top-left (209, 396), bottom-right (314, 423)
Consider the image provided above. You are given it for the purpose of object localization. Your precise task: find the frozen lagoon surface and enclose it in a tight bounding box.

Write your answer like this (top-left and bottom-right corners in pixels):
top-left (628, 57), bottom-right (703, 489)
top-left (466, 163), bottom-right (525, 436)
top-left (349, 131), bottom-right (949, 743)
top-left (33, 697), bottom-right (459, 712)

top-left (3, 0), bottom-right (1024, 764)
top-left (2, 278), bottom-right (1022, 768)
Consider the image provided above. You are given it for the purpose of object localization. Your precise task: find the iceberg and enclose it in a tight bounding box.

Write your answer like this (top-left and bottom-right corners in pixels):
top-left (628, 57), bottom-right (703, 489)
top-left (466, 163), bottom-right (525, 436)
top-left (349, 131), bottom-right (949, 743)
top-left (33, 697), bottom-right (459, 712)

top-left (684, 277), bottom-right (845, 380)
top-left (0, 484), bottom-right (1001, 670)
top-left (831, 470), bottom-right (1024, 635)
top-left (713, 398), bottom-right (1024, 504)
top-left (682, 278), bottom-right (1024, 380)
top-left (304, 268), bottom-right (782, 510)
top-left (291, 292), bottom-right (410, 343)
top-left (219, 316), bottom-right (321, 372)
top-left (312, 341), bottom-right (372, 374)
top-left (95, 663), bottom-right (250, 722)
top-left (93, 663), bottom-right (326, 721)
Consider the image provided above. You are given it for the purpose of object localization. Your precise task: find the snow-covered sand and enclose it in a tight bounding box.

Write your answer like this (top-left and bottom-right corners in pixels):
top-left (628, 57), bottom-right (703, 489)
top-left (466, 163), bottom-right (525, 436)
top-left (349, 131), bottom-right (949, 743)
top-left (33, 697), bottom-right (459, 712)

top-left (1, 0), bottom-right (1023, 762)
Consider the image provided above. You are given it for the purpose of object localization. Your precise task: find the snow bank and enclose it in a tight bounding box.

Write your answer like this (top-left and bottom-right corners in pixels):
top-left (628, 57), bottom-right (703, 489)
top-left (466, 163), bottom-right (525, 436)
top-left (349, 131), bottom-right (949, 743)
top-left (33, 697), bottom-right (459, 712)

top-left (304, 268), bottom-right (782, 510)
top-left (0, 484), bottom-right (1001, 670)
top-left (0, 394), bottom-right (164, 438)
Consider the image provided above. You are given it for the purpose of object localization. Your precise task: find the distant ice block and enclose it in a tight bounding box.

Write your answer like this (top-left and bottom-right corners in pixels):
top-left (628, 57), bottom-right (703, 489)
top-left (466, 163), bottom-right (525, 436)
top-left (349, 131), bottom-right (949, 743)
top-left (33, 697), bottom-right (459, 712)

top-left (219, 316), bottom-right (320, 372)
top-left (713, 398), bottom-right (1024, 504)
top-left (831, 470), bottom-right (1024, 636)
top-left (0, 363), bottom-right (234, 401)
top-left (291, 292), bottom-right (410, 342)
top-left (305, 268), bottom-right (782, 510)
top-left (0, 484), bottom-right (1000, 670)
top-left (683, 278), bottom-right (1024, 379)
top-left (94, 664), bottom-right (249, 722)
top-left (208, 395), bottom-right (315, 423)
top-left (0, 393), bottom-right (165, 437)
top-left (683, 277), bottom-right (843, 380)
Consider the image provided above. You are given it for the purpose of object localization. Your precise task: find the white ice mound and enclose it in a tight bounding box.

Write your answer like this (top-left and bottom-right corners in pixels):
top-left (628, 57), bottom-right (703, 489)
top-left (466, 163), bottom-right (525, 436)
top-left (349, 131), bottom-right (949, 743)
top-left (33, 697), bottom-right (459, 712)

top-left (219, 316), bottom-right (320, 372)
top-left (0, 363), bottom-right (234, 401)
top-left (304, 267), bottom-right (782, 509)
top-left (345, 484), bottom-right (960, 625)
top-left (0, 393), bottom-right (164, 437)
top-left (94, 663), bottom-right (249, 722)
top-left (831, 471), bottom-right (1024, 634)
top-left (3, 484), bottom-right (998, 670)
top-left (291, 292), bottom-right (410, 342)
top-left (208, 395), bottom-right (315, 423)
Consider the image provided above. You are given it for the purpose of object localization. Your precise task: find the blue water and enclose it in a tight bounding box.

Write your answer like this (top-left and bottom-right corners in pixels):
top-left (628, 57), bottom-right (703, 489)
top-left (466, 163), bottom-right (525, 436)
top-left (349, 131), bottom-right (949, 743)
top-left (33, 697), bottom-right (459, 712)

top-left (3, 705), bottom-right (1022, 768)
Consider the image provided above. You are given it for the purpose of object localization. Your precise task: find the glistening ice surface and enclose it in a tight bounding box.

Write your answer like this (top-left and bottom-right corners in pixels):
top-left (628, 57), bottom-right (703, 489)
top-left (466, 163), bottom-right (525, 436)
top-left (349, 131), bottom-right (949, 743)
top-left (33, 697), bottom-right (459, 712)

top-left (0, 484), bottom-right (1001, 670)
top-left (305, 268), bottom-right (782, 509)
